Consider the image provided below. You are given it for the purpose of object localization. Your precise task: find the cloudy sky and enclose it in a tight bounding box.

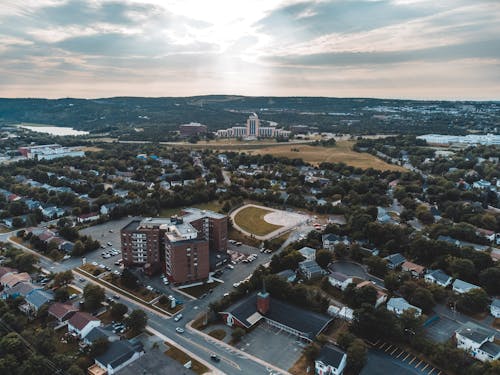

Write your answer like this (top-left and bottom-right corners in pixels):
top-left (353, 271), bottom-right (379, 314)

top-left (1, 0), bottom-right (499, 99)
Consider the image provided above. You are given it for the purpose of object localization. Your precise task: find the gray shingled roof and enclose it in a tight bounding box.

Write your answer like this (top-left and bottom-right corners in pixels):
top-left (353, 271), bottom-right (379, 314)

top-left (317, 344), bottom-right (346, 367)
top-left (96, 340), bottom-right (143, 370)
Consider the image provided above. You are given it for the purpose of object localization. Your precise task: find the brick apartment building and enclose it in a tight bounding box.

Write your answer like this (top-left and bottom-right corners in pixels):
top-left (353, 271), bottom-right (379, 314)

top-left (179, 122), bottom-right (207, 138)
top-left (120, 208), bottom-right (227, 284)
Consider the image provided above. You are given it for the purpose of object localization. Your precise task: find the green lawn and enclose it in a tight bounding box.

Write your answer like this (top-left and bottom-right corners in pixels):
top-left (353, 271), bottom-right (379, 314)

top-left (233, 206), bottom-right (283, 236)
top-left (158, 201), bottom-right (223, 217)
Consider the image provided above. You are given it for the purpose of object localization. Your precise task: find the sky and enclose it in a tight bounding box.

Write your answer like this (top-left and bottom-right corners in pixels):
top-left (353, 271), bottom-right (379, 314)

top-left (0, 0), bottom-right (499, 100)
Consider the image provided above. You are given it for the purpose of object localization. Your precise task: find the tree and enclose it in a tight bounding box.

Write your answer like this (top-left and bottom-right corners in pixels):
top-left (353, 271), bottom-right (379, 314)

top-left (72, 240), bottom-right (85, 256)
top-left (121, 268), bottom-right (139, 290)
top-left (456, 288), bottom-right (489, 314)
top-left (384, 272), bottom-right (400, 293)
top-left (13, 253), bottom-right (37, 273)
top-left (479, 267), bottom-right (500, 295)
top-left (52, 270), bottom-right (74, 287)
top-left (83, 284), bottom-right (105, 312)
top-left (346, 339), bottom-right (367, 374)
top-left (316, 249), bottom-right (333, 268)
top-left (333, 243), bottom-right (349, 259)
top-left (365, 256), bottom-right (387, 277)
top-left (231, 327), bottom-right (245, 343)
top-left (410, 288), bottom-right (435, 313)
top-left (126, 309), bottom-right (148, 333)
top-left (54, 287), bottom-right (69, 302)
top-left (110, 303), bottom-right (128, 321)
top-left (448, 257), bottom-right (476, 281)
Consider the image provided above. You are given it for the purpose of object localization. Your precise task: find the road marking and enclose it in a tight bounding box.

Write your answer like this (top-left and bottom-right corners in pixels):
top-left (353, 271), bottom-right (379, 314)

top-left (403, 353), bottom-right (411, 361)
top-left (391, 347), bottom-right (399, 355)
top-left (385, 345), bottom-right (393, 352)
top-left (396, 351), bottom-right (405, 359)
top-left (379, 343), bottom-right (386, 349)
top-left (437, 371), bottom-right (442, 375)
top-left (415, 360), bottom-right (423, 368)
top-left (428, 368), bottom-right (435, 375)
top-left (421, 364), bottom-right (429, 372)
top-left (409, 356), bottom-right (417, 365)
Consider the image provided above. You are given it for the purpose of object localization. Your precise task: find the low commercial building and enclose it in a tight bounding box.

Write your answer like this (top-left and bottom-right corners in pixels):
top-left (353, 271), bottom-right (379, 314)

top-left (19, 144), bottom-right (85, 160)
top-left (179, 122), bottom-right (207, 138)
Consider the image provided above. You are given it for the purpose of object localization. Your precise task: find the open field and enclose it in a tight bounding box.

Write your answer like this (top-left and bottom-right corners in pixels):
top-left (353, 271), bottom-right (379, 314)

top-left (233, 206), bottom-right (283, 236)
top-left (250, 141), bottom-right (406, 171)
top-left (158, 200), bottom-right (223, 217)
top-left (77, 146), bottom-right (103, 152)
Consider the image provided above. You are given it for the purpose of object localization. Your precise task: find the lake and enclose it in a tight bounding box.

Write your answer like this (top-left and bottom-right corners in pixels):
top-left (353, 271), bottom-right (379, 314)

top-left (18, 124), bottom-right (89, 136)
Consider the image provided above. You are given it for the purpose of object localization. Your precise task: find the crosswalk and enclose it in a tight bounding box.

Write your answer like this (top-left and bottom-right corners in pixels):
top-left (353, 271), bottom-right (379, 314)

top-left (369, 340), bottom-right (443, 375)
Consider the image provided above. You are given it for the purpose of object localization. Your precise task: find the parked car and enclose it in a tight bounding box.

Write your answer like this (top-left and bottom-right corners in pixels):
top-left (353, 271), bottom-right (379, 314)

top-left (175, 327), bottom-right (184, 334)
top-left (210, 354), bottom-right (220, 363)
top-left (174, 314), bottom-right (183, 322)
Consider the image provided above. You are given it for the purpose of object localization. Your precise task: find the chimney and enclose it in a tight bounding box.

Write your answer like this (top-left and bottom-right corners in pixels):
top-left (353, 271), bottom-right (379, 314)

top-left (256, 280), bottom-right (270, 315)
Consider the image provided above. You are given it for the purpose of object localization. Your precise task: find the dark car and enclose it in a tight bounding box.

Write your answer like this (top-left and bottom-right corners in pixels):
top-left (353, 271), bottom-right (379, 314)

top-left (210, 354), bottom-right (220, 363)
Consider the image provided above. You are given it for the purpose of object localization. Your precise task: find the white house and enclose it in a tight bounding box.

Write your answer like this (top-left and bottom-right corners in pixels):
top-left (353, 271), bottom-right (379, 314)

top-left (455, 322), bottom-right (500, 362)
top-left (387, 297), bottom-right (422, 317)
top-left (315, 344), bottom-right (347, 375)
top-left (68, 311), bottom-right (101, 339)
top-left (424, 269), bottom-right (453, 287)
top-left (452, 279), bottom-right (481, 294)
top-left (490, 299), bottom-right (500, 318)
top-left (328, 272), bottom-right (353, 291)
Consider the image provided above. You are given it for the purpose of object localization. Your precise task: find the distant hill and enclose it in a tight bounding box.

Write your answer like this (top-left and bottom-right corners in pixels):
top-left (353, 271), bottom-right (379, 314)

top-left (0, 96), bottom-right (497, 140)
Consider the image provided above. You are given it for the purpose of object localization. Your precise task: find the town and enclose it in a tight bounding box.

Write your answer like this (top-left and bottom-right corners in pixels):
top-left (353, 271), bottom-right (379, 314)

top-left (0, 113), bottom-right (499, 375)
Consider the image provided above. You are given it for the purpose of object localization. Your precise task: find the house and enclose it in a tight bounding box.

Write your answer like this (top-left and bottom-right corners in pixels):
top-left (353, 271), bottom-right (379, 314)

top-left (475, 228), bottom-right (496, 242)
top-left (41, 206), bottom-right (65, 219)
top-left (0, 272), bottom-right (31, 288)
top-left (455, 322), bottom-right (500, 362)
top-left (384, 253), bottom-right (406, 270)
top-left (219, 288), bottom-right (332, 342)
top-left (59, 241), bottom-right (74, 253)
top-left (315, 344), bottom-right (347, 375)
top-left (83, 326), bottom-right (119, 346)
top-left (77, 212), bottom-right (99, 223)
top-left (327, 305), bottom-right (354, 322)
top-left (93, 339), bottom-right (144, 374)
top-left (48, 302), bottom-right (78, 323)
top-left (401, 261), bottom-right (426, 278)
top-left (276, 269), bottom-right (297, 283)
top-left (0, 266), bottom-right (15, 279)
top-left (328, 272), bottom-right (353, 291)
top-left (100, 203), bottom-right (117, 216)
top-left (1, 281), bottom-right (38, 299)
top-left (21, 289), bottom-right (54, 315)
top-left (489, 299), bottom-right (500, 318)
top-left (298, 247), bottom-right (316, 261)
top-left (452, 279), bottom-right (481, 294)
top-left (424, 269), bottom-right (453, 287)
top-left (68, 311), bottom-right (101, 338)
top-left (472, 180), bottom-right (492, 190)
top-left (387, 297), bottom-right (422, 317)
top-left (299, 260), bottom-right (325, 280)
top-left (322, 234), bottom-right (349, 250)
top-left (356, 281), bottom-right (388, 308)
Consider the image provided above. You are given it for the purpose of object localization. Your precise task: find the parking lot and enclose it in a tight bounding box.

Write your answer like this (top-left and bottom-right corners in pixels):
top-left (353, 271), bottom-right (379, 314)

top-left (236, 322), bottom-right (305, 371)
top-left (364, 341), bottom-right (443, 375)
top-left (424, 315), bottom-right (459, 343)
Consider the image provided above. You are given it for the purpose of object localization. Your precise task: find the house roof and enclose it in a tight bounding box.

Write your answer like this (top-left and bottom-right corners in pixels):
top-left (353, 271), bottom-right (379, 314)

top-left (426, 269), bottom-right (451, 284)
top-left (1, 272), bottom-right (31, 288)
top-left (48, 302), bottom-right (78, 319)
top-left (25, 289), bottom-right (54, 309)
top-left (69, 311), bottom-right (100, 330)
top-left (491, 298), bottom-right (500, 309)
top-left (456, 322), bottom-right (493, 344)
top-left (316, 344), bottom-right (346, 368)
top-left (387, 298), bottom-right (422, 315)
top-left (85, 326), bottom-right (117, 343)
top-left (329, 272), bottom-right (350, 282)
top-left (3, 281), bottom-right (37, 297)
top-left (402, 261), bottom-right (425, 274)
top-left (298, 247), bottom-right (316, 258)
top-left (481, 341), bottom-right (500, 357)
top-left (95, 340), bottom-right (143, 370)
top-left (0, 266), bottom-right (15, 278)
top-left (453, 279), bottom-right (480, 292)
top-left (221, 293), bottom-right (332, 340)
top-left (276, 269), bottom-right (296, 280)
top-left (384, 253), bottom-right (406, 266)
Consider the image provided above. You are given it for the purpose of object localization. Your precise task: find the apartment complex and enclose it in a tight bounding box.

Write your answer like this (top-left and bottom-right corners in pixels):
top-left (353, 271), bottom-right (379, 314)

top-left (178, 122), bottom-right (207, 137)
top-left (120, 208), bottom-right (227, 284)
top-left (18, 144), bottom-right (85, 160)
top-left (216, 113), bottom-right (291, 139)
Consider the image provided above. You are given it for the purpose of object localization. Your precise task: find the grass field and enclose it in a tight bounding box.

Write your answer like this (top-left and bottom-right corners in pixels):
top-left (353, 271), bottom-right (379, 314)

top-left (158, 201), bottom-right (223, 218)
top-left (250, 140), bottom-right (406, 171)
top-left (233, 206), bottom-right (282, 236)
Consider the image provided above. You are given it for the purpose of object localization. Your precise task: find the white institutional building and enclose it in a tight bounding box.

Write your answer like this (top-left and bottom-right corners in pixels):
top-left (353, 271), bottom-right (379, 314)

top-left (217, 114), bottom-right (291, 139)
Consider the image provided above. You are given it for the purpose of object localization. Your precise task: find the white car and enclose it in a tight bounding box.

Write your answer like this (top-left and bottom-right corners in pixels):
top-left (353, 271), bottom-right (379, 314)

top-left (174, 314), bottom-right (183, 322)
top-left (175, 327), bottom-right (184, 334)
top-left (91, 261), bottom-right (98, 266)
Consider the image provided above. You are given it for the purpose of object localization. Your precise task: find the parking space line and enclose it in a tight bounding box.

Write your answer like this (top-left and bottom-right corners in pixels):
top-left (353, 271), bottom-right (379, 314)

top-left (385, 345), bottom-right (393, 352)
top-left (390, 347), bottom-right (399, 355)
top-left (396, 350), bottom-right (405, 359)
top-left (437, 371), bottom-right (441, 375)
top-left (421, 364), bottom-right (429, 372)
top-left (379, 343), bottom-right (386, 349)
top-left (409, 356), bottom-right (417, 365)
top-left (403, 353), bottom-right (411, 361)
top-left (415, 360), bottom-right (423, 368)
top-left (428, 368), bottom-right (435, 375)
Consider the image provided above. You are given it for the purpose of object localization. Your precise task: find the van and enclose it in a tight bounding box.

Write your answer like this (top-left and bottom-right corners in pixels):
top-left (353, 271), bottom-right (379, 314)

top-left (227, 264), bottom-right (234, 270)
top-left (107, 242), bottom-right (112, 246)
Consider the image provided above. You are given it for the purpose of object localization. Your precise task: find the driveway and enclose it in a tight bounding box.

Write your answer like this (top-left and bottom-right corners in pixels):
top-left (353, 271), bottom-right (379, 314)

top-left (330, 260), bottom-right (385, 288)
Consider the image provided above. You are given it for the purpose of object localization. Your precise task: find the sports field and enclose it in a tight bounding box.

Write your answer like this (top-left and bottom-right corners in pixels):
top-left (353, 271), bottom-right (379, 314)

top-left (233, 206), bottom-right (283, 236)
top-left (250, 141), bottom-right (406, 171)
